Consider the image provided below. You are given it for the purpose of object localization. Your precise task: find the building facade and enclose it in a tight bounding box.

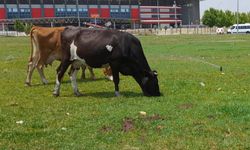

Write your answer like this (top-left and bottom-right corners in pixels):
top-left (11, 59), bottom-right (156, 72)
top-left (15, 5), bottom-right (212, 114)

top-left (0, 0), bottom-right (200, 28)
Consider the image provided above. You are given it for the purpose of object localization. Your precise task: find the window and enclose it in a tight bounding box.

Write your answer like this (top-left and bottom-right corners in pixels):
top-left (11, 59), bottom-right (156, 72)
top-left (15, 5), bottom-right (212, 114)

top-left (121, 8), bottom-right (129, 12)
top-left (57, 8), bottom-right (65, 12)
top-left (110, 8), bottom-right (119, 12)
top-left (79, 8), bottom-right (87, 12)
top-left (13, 8), bottom-right (18, 12)
top-left (152, 15), bottom-right (158, 18)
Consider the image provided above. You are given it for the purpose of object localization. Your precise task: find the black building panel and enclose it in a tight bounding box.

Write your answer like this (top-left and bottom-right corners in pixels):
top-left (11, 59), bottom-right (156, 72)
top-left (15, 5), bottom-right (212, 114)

top-left (43, 0), bottom-right (53, 4)
top-left (130, 0), bottom-right (138, 5)
top-left (110, 0), bottom-right (119, 5)
top-left (88, 0), bottom-right (98, 5)
top-left (99, 0), bottom-right (109, 5)
top-left (18, 0), bottom-right (29, 4)
top-left (6, 0), bottom-right (17, 4)
top-left (66, 0), bottom-right (76, 4)
top-left (120, 0), bottom-right (129, 5)
top-left (159, 0), bottom-right (171, 5)
top-left (140, 0), bottom-right (157, 6)
top-left (54, 0), bottom-right (65, 4)
top-left (78, 0), bottom-right (87, 4)
top-left (30, 0), bottom-right (41, 4)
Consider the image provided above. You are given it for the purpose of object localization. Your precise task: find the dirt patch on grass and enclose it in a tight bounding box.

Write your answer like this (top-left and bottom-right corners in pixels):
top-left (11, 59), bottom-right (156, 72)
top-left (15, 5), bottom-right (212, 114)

top-left (100, 125), bottom-right (112, 133)
top-left (122, 118), bottom-right (134, 132)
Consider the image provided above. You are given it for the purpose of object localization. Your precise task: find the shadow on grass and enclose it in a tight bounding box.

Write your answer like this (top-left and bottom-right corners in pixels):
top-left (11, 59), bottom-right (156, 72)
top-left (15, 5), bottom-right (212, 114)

top-left (86, 91), bottom-right (143, 98)
top-left (58, 91), bottom-right (143, 98)
top-left (28, 78), bottom-right (109, 87)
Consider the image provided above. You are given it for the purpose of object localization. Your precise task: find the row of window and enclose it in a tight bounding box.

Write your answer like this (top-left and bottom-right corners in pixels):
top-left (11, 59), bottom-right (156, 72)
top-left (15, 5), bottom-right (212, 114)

top-left (56, 8), bottom-right (88, 12)
top-left (110, 8), bottom-right (129, 13)
top-left (7, 8), bottom-right (131, 13)
top-left (1, 0), bottom-right (139, 5)
top-left (237, 26), bottom-right (250, 29)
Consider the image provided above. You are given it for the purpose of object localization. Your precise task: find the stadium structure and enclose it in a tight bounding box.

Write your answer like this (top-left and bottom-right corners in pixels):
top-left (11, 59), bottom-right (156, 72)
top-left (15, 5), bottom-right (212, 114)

top-left (0, 0), bottom-right (200, 28)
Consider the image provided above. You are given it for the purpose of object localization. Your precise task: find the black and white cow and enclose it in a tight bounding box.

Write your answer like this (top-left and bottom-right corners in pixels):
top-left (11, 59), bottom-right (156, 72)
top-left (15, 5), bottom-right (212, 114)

top-left (53, 26), bottom-right (160, 97)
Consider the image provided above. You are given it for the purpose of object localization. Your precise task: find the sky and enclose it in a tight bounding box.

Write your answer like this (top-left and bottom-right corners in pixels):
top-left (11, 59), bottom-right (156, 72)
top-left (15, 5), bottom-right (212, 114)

top-left (200, 0), bottom-right (250, 18)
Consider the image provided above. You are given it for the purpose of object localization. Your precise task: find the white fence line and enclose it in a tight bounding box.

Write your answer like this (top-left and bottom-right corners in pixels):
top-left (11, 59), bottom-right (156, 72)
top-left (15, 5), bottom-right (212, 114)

top-left (0, 31), bottom-right (27, 36)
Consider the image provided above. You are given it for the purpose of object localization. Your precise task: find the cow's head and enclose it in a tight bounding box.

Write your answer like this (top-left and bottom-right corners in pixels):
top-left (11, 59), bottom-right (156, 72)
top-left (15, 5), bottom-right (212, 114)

top-left (142, 70), bottom-right (160, 96)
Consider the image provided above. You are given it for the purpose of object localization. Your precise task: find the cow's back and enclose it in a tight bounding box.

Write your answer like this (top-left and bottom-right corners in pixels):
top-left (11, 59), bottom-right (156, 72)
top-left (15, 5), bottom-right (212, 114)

top-left (30, 26), bottom-right (65, 67)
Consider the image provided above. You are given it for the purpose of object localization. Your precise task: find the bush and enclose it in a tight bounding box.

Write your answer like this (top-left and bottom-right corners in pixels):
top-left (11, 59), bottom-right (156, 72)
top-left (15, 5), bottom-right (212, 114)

top-left (14, 20), bottom-right (25, 32)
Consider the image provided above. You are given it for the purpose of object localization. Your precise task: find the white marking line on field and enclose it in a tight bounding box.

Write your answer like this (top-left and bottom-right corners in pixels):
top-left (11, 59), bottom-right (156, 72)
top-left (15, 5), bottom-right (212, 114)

top-left (168, 55), bottom-right (221, 69)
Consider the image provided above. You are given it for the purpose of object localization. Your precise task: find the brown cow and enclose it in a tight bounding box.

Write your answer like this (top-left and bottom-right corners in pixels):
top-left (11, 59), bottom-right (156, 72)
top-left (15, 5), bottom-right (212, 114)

top-left (25, 26), bottom-right (96, 86)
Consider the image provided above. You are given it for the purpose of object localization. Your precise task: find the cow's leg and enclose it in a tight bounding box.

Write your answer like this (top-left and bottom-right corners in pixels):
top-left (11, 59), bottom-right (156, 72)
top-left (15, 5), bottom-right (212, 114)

top-left (69, 68), bottom-right (83, 96)
top-left (37, 67), bottom-right (48, 84)
top-left (80, 65), bottom-right (86, 80)
top-left (87, 66), bottom-right (96, 80)
top-left (53, 61), bottom-right (71, 97)
top-left (110, 63), bottom-right (120, 96)
top-left (112, 70), bottom-right (120, 97)
top-left (25, 62), bottom-right (35, 86)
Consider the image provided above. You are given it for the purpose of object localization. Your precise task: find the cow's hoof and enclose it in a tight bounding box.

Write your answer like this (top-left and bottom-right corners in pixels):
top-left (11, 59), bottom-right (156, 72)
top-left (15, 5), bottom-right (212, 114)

top-left (42, 80), bottom-right (49, 85)
top-left (115, 91), bottom-right (121, 97)
top-left (106, 76), bottom-right (113, 81)
top-left (53, 92), bottom-right (59, 97)
top-left (91, 76), bottom-right (96, 80)
top-left (74, 92), bottom-right (84, 97)
top-left (25, 82), bottom-right (31, 87)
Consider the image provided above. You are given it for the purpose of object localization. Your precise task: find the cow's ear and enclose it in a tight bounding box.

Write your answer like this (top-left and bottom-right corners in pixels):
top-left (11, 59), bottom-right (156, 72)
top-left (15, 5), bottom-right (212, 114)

top-left (152, 70), bottom-right (158, 76)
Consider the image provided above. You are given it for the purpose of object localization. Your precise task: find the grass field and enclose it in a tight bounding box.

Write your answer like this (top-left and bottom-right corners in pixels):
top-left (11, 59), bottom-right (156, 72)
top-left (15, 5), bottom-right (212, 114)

top-left (0, 34), bottom-right (250, 149)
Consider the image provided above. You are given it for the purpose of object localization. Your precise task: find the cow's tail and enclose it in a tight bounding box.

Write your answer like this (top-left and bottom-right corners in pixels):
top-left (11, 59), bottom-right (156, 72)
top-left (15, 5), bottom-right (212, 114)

top-left (28, 26), bottom-right (36, 62)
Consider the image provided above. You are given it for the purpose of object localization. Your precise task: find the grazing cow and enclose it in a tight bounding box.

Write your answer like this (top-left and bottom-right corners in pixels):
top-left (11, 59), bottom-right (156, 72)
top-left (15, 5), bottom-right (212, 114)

top-left (53, 26), bottom-right (160, 97)
top-left (25, 26), bottom-right (98, 86)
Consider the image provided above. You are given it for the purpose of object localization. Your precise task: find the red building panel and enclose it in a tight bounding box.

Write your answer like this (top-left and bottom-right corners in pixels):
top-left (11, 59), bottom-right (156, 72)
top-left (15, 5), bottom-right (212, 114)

top-left (131, 8), bottom-right (139, 20)
top-left (44, 8), bottom-right (54, 18)
top-left (32, 8), bottom-right (42, 18)
top-left (100, 8), bottom-right (110, 18)
top-left (0, 8), bottom-right (6, 19)
top-left (89, 8), bottom-right (99, 18)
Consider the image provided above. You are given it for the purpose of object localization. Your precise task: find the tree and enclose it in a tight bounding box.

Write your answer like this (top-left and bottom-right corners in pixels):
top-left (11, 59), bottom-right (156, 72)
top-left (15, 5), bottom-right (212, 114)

top-left (24, 23), bottom-right (33, 35)
top-left (215, 10), bottom-right (226, 27)
top-left (14, 20), bottom-right (25, 32)
top-left (224, 10), bottom-right (234, 27)
top-left (239, 13), bottom-right (248, 24)
top-left (202, 8), bottom-right (218, 27)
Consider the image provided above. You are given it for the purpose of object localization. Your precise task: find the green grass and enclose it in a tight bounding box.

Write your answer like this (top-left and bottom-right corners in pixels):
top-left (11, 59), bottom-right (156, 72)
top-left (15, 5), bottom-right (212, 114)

top-left (0, 34), bottom-right (250, 149)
